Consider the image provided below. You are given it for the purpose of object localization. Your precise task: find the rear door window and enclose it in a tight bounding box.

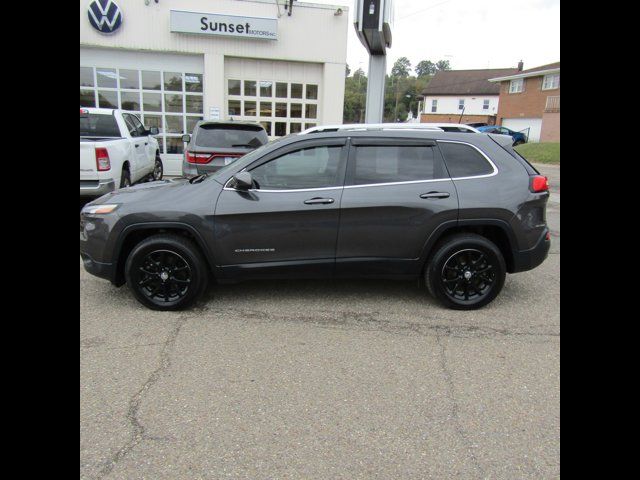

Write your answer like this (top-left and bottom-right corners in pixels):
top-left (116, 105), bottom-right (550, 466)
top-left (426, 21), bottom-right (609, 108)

top-left (194, 124), bottom-right (268, 149)
top-left (350, 144), bottom-right (446, 185)
top-left (438, 142), bottom-right (494, 178)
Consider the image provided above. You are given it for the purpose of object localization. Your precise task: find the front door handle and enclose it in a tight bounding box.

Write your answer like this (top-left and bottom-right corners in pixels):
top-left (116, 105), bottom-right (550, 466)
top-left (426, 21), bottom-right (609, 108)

top-left (420, 191), bottom-right (450, 199)
top-left (304, 197), bottom-right (334, 205)
top-left (134, 144), bottom-right (140, 148)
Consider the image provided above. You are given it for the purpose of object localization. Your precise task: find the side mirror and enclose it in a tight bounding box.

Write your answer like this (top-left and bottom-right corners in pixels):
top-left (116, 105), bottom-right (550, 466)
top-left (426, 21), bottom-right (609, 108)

top-left (148, 126), bottom-right (159, 135)
top-left (231, 171), bottom-right (253, 190)
top-left (182, 134), bottom-right (191, 143)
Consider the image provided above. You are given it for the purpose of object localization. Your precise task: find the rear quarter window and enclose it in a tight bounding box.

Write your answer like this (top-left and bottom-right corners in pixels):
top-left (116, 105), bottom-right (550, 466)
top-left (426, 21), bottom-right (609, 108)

top-left (439, 142), bottom-right (495, 178)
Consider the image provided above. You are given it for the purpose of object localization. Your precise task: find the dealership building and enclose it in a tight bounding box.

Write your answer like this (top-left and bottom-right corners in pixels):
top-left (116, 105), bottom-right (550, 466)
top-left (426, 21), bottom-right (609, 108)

top-left (80, 0), bottom-right (349, 174)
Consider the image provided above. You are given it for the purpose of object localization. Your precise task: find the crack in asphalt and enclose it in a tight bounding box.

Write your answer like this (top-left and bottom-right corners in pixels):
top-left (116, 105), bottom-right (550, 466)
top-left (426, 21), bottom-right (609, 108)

top-left (436, 335), bottom-right (487, 478)
top-left (214, 308), bottom-right (559, 342)
top-left (95, 316), bottom-right (187, 479)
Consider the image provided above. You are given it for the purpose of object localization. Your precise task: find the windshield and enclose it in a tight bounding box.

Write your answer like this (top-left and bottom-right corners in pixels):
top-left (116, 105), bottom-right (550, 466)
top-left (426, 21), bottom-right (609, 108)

top-left (194, 124), bottom-right (268, 148)
top-left (80, 114), bottom-right (120, 137)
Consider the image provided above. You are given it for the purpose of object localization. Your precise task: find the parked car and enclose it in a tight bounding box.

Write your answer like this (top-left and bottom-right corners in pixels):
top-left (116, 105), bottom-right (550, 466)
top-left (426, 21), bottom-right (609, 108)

top-left (465, 122), bottom-right (488, 128)
top-left (80, 128), bottom-right (550, 311)
top-left (80, 108), bottom-right (162, 198)
top-left (478, 125), bottom-right (527, 146)
top-left (181, 121), bottom-right (268, 177)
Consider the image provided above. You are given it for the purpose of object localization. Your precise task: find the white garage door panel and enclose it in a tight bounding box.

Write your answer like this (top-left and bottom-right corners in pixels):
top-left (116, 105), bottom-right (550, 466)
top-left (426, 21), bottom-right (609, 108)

top-left (502, 118), bottom-right (542, 143)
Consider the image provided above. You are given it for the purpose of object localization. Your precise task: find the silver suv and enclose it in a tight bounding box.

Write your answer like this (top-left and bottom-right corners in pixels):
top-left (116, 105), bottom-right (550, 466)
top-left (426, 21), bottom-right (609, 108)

top-left (181, 121), bottom-right (268, 177)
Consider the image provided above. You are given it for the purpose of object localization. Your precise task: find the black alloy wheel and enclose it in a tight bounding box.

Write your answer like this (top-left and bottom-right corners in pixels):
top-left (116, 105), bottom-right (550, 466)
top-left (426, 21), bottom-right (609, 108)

top-left (135, 250), bottom-right (192, 304)
top-left (125, 234), bottom-right (209, 310)
top-left (441, 249), bottom-right (495, 302)
top-left (425, 233), bottom-right (506, 310)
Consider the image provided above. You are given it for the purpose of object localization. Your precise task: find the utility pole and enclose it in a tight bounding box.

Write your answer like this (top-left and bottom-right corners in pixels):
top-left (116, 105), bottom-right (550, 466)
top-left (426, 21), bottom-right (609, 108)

top-left (354, 1), bottom-right (394, 123)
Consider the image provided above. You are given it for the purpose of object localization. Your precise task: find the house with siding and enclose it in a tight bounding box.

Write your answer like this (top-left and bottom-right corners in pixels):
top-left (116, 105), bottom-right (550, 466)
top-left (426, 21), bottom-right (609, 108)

top-left (419, 65), bottom-right (521, 125)
top-left (488, 62), bottom-right (560, 142)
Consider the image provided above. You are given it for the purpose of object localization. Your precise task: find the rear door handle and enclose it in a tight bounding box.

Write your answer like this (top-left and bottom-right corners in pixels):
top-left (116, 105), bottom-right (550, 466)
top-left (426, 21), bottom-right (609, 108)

top-left (420, 191), bottom-right (450, 199)
top-left (304, 197), bottom-right (334, 205)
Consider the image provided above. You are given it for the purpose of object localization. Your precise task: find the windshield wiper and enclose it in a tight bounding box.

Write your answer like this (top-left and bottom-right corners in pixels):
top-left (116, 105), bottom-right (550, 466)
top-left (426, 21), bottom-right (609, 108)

top-left (231, 144), bottom-right (255, 148)
top-left (189, 173), bottom-right (209, 184)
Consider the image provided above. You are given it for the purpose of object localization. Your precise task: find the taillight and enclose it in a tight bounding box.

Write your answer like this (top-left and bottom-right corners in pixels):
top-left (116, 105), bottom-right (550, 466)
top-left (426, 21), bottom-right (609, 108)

top-left (185, 151), bottom-right (243, 164)
top-left (530, 175), bottom-right (549, 193)
top-left (95, 147), bottom-right (111, 171)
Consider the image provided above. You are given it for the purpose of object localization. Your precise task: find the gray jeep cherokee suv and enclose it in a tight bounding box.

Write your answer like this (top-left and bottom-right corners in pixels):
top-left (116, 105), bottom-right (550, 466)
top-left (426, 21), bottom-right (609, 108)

top-left (80, 130), bottom-right (550, 311)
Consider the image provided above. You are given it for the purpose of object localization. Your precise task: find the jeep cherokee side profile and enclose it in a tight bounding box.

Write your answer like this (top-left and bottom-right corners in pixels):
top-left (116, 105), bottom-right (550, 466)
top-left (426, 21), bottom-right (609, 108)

top-left (80, 130), bottom-right (550, 311)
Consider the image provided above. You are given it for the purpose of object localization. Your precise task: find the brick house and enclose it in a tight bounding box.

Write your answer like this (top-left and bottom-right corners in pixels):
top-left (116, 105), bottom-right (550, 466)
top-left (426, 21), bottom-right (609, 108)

top-left (488, 62), bottom-right (560, 142)
top-left (419, 66), bottom-right (520, 125)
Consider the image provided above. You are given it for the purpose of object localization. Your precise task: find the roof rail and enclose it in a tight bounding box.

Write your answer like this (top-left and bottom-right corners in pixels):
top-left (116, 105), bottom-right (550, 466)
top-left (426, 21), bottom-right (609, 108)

top-left (300, 123), bottom-right (445, 134)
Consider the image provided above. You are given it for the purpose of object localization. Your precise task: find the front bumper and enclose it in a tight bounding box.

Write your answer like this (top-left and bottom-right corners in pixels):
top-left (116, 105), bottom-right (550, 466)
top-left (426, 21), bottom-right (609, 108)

top-left (511, 228), bottom-right (551, 273)
top-left (80, 179), bottom-right (116, 197)
top-left (80, 251), bottom-right (115, 282)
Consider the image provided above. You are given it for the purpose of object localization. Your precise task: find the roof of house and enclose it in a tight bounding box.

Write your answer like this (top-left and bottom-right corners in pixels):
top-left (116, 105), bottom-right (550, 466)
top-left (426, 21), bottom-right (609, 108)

top-left (488, 62), bottom-right (560, 82)
top-left (420, 68), bottom-right (519, 96)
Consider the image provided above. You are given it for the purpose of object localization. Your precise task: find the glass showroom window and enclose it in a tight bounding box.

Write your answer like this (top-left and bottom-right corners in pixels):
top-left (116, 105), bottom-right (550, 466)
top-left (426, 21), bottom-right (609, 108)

top-left (226, 79), bottom-right (319, 138)
top-left (80, 67), bottom-right (203, 154)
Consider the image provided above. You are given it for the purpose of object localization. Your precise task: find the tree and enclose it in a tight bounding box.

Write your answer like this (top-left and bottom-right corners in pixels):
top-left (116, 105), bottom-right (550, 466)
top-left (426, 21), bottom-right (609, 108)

top-left (391, 57), bottom-right (412, 78)
top-left (415, 60), bottom-right (436, 77)
top-left (436, 60), bottom-right (451, 71)
top-left (345, 63), bottom-right (351, 77)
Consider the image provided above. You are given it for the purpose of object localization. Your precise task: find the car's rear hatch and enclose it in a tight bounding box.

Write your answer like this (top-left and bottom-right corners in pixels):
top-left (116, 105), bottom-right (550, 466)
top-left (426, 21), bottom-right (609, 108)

top-left (186, 123), bottom-right (268, 168)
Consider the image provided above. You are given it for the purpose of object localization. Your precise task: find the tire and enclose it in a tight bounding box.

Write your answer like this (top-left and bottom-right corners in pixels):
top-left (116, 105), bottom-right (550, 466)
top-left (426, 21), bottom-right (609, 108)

top-left (120, 167), bottom-right (131, 188)
top-left (513, 140), bottom-right (524, 147)
top-left (425, 233), bottom-right (506, 310)
top-left (124, 234), bottom-right (210, 311)
top-left (152, 156), bottom-right (163, 181)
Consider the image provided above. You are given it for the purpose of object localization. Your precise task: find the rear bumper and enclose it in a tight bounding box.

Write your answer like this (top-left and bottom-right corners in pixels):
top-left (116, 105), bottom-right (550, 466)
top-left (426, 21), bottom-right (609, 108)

top-left (511, 229), bottom-right (551, 273)
top-left (80, 179), bottom-right (115, 197)
top-left (181, 160), bottom-right (224, 178)
top-left (80, 251), bottom-right (115, 282)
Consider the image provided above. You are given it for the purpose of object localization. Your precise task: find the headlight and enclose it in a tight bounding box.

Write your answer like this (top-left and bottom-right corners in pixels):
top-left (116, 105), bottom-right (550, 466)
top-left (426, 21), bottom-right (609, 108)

top-left (82, 204), bottom-right (119, 215)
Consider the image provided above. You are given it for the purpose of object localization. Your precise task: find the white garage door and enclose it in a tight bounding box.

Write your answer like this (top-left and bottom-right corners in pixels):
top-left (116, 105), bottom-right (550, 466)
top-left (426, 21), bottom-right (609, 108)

top-left (502, 118), bottom-right (543, 143)
top-left (225, 58), bottom-right (323, 139)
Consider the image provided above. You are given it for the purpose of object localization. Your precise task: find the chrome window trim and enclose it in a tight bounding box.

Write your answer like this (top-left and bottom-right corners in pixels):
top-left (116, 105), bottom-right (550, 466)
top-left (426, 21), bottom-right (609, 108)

top-left (222, 140), bottom-right (498, 192)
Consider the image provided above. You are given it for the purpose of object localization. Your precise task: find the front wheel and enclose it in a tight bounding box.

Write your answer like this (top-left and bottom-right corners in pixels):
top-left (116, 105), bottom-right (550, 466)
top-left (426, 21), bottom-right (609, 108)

top-left (425, 233), bottom-right (506, 310)
top-left (513, 140), bottom-right (524, 146)
top-left (124, 234), bottom-right (209, 311)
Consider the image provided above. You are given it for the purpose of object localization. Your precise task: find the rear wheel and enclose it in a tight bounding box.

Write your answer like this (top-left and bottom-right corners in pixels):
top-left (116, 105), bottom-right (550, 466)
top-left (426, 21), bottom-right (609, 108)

top-left (425, 233), bottom-right (506, 310)
top-left (120, 167), bottom-right (131, 188)
top-left (124, 234), bottom-right (209, 311)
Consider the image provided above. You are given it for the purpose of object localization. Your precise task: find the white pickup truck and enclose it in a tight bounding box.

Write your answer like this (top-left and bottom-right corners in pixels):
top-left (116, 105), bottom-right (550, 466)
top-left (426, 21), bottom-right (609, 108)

top-left (80, 108), bottom-right (163, 197)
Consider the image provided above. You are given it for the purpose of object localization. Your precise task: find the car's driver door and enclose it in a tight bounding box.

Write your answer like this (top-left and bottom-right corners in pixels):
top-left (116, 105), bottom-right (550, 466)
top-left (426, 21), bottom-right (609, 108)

top-left (214, 138), bottom-right (348, 279)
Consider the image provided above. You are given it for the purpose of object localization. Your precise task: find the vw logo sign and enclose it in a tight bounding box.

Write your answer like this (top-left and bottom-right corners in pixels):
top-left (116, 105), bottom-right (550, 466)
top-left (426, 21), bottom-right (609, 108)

top-left (88, 0), bottom-right (123, 34)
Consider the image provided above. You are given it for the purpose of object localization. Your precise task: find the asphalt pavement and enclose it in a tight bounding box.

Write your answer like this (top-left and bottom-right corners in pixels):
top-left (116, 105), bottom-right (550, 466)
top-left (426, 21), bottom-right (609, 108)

top-left (80, 164), bottom-right (560, 479)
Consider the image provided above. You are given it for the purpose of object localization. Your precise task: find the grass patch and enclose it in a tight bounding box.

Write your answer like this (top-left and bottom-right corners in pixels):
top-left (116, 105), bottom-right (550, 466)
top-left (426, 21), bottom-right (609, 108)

top-left (515, 142), bottom-right (560, 165)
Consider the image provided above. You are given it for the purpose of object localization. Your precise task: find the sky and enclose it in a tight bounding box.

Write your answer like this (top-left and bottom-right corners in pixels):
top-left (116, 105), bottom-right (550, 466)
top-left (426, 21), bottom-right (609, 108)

top-left (308, 0), bottom-right (560, 74)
